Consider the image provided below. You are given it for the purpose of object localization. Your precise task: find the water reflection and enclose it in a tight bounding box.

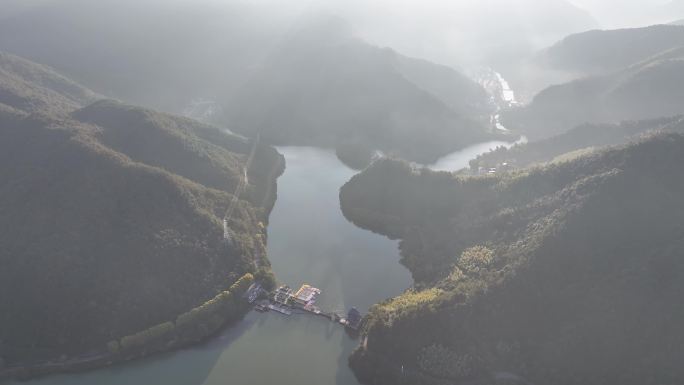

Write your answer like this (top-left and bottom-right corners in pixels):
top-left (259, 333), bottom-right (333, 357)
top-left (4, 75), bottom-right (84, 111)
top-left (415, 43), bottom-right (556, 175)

top-left (428, 137), bottom-right (527, 172)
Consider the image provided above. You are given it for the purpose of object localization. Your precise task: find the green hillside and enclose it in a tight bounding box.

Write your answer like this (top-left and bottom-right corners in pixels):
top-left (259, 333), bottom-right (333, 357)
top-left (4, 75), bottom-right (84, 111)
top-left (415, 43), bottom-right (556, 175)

top-left (0, 51), bottom-right (99, 115)
top-left (340, 133), bottom-right (684, 385)
top-left (0, 99), bottom-right (283, 365)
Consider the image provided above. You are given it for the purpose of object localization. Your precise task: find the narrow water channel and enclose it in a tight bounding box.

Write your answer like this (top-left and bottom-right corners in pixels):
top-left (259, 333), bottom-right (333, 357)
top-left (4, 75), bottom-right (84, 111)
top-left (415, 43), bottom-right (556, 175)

top-left (15, 143), bottom-right (513, 385)
top-left (15, 147), bottom-right (412, 385)
top-left (425, 68), bottom-right (525, 172)
top-left (428, 136), bottom-right (527, 172)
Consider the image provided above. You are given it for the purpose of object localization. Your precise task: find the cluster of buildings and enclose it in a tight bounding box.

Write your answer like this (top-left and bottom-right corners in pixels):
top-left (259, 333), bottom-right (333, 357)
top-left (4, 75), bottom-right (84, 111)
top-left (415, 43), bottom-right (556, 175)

top-left (474, 161), bottom-right (513, 176)
top-left (273, 284), bottom-right (321, 308)
top-left (268, 284), bottom-right (362, 330)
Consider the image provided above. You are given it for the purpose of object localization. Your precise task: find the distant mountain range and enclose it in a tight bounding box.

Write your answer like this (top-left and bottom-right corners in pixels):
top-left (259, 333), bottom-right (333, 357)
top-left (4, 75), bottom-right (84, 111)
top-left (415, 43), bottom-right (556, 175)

top-left (0, 3), bottom-right (502, 166)
top-left (504, 25), bottom-right (684, 139)
top-left (536, 24), bottom-right (684, 76)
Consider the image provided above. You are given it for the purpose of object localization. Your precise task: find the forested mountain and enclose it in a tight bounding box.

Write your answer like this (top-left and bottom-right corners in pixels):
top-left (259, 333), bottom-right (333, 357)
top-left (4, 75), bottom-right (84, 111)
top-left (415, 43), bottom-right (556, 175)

top-left (0, 51), bottom-right (99, 115)
top-left (504, 45), bottom-right (684, 139)
top-left (0, 0), bottom-right (596, 110)
top-left (0, 67), bottom-right (284, 365)
top-left (225, 18), bottom-right (496, 165)
top-left (340, 132), bottom-right (684, 385)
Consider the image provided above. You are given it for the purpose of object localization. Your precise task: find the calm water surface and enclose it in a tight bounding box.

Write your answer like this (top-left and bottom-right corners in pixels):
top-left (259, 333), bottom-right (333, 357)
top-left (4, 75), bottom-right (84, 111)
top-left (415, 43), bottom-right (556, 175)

top-left (16, 147), bottom-right (412, 385)
top-left (428, 136), bottom-right (528, 172)
top-left (429, 140), bottom-right (512, 172)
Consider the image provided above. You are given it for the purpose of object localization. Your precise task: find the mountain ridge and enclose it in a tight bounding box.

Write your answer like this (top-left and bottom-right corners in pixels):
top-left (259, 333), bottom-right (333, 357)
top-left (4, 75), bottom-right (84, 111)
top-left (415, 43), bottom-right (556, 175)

top-left (0, 51), bottom-right (100, 114)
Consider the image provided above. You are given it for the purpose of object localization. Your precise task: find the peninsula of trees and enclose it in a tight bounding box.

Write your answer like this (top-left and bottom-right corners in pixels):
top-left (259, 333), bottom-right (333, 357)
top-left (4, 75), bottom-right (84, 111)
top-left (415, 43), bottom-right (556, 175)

top-left (341, 131), bottom-right (684, 385)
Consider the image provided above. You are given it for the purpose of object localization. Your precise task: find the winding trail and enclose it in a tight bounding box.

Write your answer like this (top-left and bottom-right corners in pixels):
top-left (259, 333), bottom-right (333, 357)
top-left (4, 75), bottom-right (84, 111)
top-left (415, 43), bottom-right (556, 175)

top-left (223, 133), bottom-right (260, 242)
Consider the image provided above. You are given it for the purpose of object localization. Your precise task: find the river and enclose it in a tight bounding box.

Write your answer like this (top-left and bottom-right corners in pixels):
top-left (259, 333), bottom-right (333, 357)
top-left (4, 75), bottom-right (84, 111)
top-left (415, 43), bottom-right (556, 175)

top-left (14, 66), bottom-right (527, 385)
top-left (428, 139), bottom-right (520, 172)
top-left (15, 143), bottom-right (511, 385)
top-left (14, 147), bottom-right (412, 385)
top-left (425, 69), bottom-right (525, 172)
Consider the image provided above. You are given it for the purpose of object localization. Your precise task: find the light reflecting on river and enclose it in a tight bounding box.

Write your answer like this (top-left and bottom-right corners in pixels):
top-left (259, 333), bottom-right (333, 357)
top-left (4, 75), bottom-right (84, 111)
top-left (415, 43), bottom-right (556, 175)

top-left (16, 147), bottom-right (412, 385)
top-left (429, 140), bottom-right (512, 172)
top-left (428, 136), bottom-right (527, 172)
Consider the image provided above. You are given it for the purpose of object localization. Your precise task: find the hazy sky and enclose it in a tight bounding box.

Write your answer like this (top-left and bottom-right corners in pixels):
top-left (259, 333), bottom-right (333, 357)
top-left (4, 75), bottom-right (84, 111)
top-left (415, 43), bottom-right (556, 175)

top-left (177, 0), bottom-right (684, 71)
top-left (5, 0), bottom-right (684, 71)
top-left (306, 0), bottom-right (599, 69)
top-left (569, 0), bottom-right (680, 28)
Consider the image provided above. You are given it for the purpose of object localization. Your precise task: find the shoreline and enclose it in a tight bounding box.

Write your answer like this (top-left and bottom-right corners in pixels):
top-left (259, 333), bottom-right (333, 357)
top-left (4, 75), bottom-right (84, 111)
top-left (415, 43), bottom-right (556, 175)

top-left (1, 153), bottom-right (286, 384)
top-left (0, 307), bottom-right (251, 383)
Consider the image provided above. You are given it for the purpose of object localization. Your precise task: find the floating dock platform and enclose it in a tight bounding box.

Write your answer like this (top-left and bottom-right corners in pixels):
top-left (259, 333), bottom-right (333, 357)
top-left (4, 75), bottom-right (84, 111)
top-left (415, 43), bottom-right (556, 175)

top-left (262, 283), bottom-right (363, 330)
top-left (292, 284), bottom-right (321, 306)
top-left (267, 303), bottom-right (292, 315)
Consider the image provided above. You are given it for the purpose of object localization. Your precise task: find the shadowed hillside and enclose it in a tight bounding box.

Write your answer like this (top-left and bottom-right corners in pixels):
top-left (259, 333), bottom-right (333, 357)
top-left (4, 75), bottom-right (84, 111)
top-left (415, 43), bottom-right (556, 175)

top-left (0, 97), bottom-right (284, 365)
top-left (340, 133), bottom-right (684, 385)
